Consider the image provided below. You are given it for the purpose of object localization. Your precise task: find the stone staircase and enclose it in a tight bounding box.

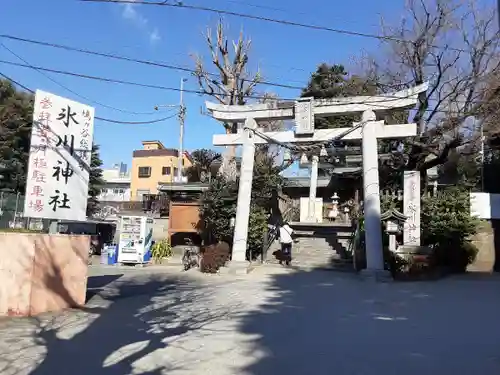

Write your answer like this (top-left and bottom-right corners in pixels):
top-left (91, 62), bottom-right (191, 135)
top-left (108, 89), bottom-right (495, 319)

top-left (266, 222), bottom-right (355, 271)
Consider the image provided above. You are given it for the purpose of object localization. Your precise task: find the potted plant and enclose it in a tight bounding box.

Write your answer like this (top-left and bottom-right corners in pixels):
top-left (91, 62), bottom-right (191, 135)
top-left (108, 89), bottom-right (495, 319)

top-left (151, 238), bottom-right (173, 264)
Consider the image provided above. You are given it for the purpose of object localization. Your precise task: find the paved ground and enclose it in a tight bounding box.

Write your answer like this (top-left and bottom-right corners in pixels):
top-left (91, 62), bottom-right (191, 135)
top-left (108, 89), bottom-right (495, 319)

top-left (1, 265), bottom-right (500, 375)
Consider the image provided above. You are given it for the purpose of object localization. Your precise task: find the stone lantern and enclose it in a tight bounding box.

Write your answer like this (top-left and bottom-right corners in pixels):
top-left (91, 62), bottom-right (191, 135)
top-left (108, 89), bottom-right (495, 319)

top-left (343, 206), bottom-right (350, 222)
top-left (380, 208), bottom-right (407, 252)
top-left (328, 192), bottom-right (339, 221)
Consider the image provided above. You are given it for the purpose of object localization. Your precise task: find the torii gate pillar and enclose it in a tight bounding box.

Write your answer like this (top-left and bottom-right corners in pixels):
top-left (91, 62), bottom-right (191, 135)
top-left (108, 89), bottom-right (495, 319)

top-left (232, 118), bottom-right (257, 262)
top-left (361, 110), bottom-right (384, 271)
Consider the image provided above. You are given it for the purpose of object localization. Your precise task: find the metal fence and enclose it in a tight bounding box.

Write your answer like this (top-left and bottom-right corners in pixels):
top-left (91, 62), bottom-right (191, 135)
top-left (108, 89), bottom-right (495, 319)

top-left (0, 192), bottom-right (46, 231)
top-left (0, 192), bottom-right (24, 229)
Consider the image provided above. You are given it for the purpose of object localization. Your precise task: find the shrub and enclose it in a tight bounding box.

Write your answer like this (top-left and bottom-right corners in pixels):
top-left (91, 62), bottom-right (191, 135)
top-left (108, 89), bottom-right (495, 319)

top-left (434, 240), bottom-right (479, 273)
top-left (199, 175), bottom-right (237, 244)
top-left (421, 187), bottom-right (480, 272)
top-left (199, 175), bottom-right (274, 261)
top-left (421, 187), bottom-right (479, 246)
top-left (200, 241), bottom-right (231, 273)
top-left (247, 205), bottom-right (268, 260)
top-left (151, 238), bottom-right (173, 264)
top-left (356, 186), bottom-right (480, 274)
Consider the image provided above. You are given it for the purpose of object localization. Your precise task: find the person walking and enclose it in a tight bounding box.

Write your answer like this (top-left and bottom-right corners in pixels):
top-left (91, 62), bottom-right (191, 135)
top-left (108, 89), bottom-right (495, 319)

top-left (278, 222), bottom-right (294, 266)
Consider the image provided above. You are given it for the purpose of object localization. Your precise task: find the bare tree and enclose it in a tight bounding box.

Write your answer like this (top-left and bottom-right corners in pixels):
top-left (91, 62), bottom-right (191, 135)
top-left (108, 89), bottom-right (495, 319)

top-left (193, 19), bottom-right (261, 180)
top-left (365, 0), bottom-right (500, 176)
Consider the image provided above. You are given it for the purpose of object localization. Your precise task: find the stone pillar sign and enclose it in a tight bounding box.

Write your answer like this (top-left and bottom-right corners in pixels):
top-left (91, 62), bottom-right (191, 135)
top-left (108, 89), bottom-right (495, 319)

top-left (403, 171), bottom-right (420, 246)
top-left (307, 155), bottom-right (319, 222)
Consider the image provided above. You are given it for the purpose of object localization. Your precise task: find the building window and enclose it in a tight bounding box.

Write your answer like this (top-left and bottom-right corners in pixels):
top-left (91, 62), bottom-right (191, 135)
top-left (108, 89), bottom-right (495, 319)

top-left (173, 167), bottom-right (178, 176)
top-left (162, 166), bottom-right (171, 175)
top-left (138, 166), bottom-right (151, 178)
top-left (113, 188), bottom-right (125, 194)
top-left (182, 159), bottom-right (185, 166)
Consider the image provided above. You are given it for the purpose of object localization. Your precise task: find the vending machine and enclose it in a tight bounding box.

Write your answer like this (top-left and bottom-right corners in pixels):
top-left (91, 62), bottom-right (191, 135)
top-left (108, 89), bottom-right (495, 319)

top-left (117, 215), bottom-right (154, 264)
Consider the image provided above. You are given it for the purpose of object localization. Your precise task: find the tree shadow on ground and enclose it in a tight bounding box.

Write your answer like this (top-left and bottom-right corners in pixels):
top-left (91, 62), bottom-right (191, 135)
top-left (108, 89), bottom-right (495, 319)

top-left (0, 272), bottom-right (229, 375)
top-left (238, 270), bottom-right (500, 375)
top-left (85, 274), bottom-right (124, 300)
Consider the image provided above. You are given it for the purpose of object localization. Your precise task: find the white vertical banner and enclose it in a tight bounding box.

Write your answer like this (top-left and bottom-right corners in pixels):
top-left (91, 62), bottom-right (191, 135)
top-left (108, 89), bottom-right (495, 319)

top-left (23, 90), bottom-right (95, 221)
top-left (403, 170), bottom-right (421, 246)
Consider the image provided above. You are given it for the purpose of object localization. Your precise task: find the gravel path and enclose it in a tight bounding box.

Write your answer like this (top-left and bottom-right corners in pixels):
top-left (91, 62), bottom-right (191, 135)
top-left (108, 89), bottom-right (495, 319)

top-left (1, 266), bottom-right (500, 375)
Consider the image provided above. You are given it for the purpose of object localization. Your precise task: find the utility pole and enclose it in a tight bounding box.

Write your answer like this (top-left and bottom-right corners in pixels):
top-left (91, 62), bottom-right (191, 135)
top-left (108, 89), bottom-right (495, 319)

top-left (178, 78), bottom-right (187, 182)
top-left (498, 0), bottom-right (500, 30)
top-left (480, 119), bottom-right (485, 191)
top-left (154, 77), bottom-right (187, 183)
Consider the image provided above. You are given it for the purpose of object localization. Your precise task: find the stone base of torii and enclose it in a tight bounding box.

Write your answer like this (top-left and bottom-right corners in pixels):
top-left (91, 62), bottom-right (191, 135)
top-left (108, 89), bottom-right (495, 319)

top-left (206, 83), bottom-right (428, 275)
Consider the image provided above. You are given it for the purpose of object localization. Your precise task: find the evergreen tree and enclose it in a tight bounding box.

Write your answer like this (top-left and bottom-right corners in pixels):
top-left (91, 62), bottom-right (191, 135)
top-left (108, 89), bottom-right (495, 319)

top-left (0, 79), bottom-right (33, 193)
top-left (301, 63), bottom-right (378, 129)
top-left (87, 144), bottom-right (104, 217)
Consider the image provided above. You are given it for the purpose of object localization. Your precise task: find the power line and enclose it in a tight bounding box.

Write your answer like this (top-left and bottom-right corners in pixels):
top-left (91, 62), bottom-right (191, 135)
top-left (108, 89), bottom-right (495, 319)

top-left (95, 113), bottom-right (179, 124)
top-left (0, 59), bottom-right (297, 101)
top-left (80, 0), bottom-right (467, 52)
top-left (0, 56), bottom-right (488, 119)
top-left (0, 42), bottom-right (161, 116)
top-left (0, 71), bottom-right (180, 125)
top-left (0, 58), bottom-right (431, 111)
top-left (0, 53), bottom-right (443, 108)
top-left (0, 34), bottom-right (304, 90)
top-left (215, 0), bottom-right (296, 14)
top-left (2, 58), bottom-right (491, 118)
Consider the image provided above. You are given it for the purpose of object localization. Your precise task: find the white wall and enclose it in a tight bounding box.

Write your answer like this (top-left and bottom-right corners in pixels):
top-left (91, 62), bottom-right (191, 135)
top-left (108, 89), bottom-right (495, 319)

top-left (98, 185), bottom-right (131, 202)
top-left (98, 164), bottom-right (131, 202)
top-left (470, 192), bottom-right (500, 219)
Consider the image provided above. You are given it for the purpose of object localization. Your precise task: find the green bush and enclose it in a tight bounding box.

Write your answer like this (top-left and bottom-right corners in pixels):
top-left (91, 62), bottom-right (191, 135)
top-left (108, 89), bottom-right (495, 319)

top-left (151, 238), bottom-right (173, 264)
top-left (356, 186), bottom-right (480, 273)
top-left (421, 188), bottom-right (479, 245)
top-left (199, 175), bottom-right (238, 244)
top-left (247, 205), bottom-right (268, 260)
top-left (200, 175), bottom-right (274, 261)
top-left (421, 187), bottom-right (480, 272)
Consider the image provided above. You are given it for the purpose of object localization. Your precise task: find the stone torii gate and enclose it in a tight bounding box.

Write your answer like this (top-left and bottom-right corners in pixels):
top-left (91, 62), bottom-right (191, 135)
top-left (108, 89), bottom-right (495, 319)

top-left (206, 83), bottom-right (428, 274)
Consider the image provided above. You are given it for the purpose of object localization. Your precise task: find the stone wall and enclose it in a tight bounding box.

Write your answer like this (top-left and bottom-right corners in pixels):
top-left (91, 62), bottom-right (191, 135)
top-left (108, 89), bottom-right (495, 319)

top-left (0, 233), bottom-right (89, 316)
top-left (469, 221), bottom-right (496, 273)
top-left (152, 218), bottom-right (169, 241)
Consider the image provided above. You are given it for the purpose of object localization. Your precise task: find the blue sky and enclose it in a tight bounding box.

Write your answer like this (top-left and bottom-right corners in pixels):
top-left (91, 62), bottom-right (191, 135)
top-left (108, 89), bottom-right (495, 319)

top-left (1, 0), bottom-right (406, 169)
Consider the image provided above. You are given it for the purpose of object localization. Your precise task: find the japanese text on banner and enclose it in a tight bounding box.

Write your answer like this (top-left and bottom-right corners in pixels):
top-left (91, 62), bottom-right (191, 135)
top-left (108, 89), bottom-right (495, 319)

top-left (23, 90), bottom-right (95, 221)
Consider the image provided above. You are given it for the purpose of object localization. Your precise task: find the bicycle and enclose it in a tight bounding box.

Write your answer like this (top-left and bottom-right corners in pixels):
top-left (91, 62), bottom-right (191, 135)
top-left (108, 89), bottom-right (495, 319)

top-left (182, 238), bottom-right (200, 271)
top-left (88, 244), bottom-right (96, 265)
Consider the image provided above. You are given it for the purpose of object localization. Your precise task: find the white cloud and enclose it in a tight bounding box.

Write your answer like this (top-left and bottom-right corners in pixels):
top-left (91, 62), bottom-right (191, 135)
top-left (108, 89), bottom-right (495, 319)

top-left (149, 28), bottom-right (161, 44)
top-left (119, 0), bottom-right (160, 44)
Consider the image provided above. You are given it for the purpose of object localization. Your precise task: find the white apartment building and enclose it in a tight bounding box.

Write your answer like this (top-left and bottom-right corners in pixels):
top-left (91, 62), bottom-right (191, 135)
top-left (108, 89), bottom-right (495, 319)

top-left (98, 163), bottom-right (131, 202)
